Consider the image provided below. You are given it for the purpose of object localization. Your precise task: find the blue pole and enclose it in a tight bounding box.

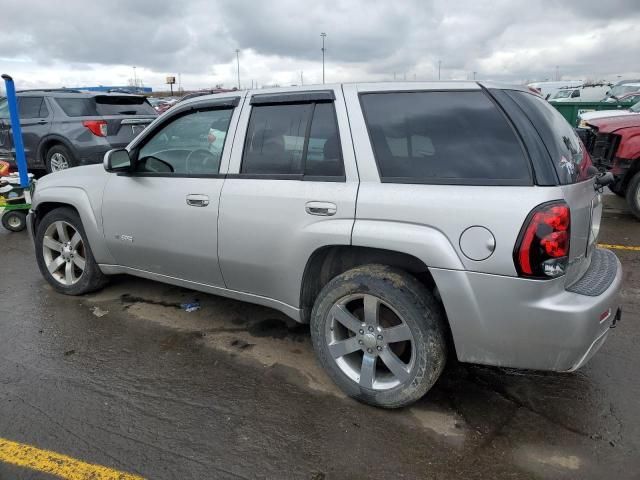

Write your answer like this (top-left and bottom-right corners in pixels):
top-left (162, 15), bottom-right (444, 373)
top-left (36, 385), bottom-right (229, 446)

top-left (2, 74), bottom-right (29, 187)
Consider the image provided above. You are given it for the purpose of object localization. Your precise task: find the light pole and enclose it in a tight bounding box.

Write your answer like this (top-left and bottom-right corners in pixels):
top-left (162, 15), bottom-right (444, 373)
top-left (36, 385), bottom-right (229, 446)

top-left (320, 32), bottom-right (327, 84)
top-left (235, 49), bottom-right (241, 89)
top-left (473, 71), bottom-right (477, 80)
top-left (133, 66), bottom-right (137, 88)
top-left (438, 60), bottom-right (441, 80)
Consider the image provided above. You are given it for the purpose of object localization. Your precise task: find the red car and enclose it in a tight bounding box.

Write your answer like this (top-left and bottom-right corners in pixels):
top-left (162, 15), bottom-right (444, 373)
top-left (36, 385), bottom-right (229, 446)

top-left (582, 114), bottom-right (640, 219)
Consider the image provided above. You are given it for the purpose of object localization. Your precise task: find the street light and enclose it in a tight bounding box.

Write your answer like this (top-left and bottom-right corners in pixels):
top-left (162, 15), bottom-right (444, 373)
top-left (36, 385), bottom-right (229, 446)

top-left (320, 32), bottom-right (327, 84)
top-left (235, 49), bottom-right (241, 90)
top-left (133, 66), bottom-right (137, 88)
top-left (438, 60), bottom-right (441, 80)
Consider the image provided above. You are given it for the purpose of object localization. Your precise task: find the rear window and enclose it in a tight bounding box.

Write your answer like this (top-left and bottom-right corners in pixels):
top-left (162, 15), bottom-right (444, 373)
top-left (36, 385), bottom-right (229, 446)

top-left (94, 96), bottom-right (156, 116)
top-left (506, 91), bottom-right (589, 184)
top-left (360, 91), bottom-right (531, 185)
top-left (55, 96), bottom-right (155, 117)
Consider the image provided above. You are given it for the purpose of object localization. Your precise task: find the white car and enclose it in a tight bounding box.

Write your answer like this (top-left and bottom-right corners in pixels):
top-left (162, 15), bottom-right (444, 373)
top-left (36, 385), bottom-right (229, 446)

top-left (578, 101), bottom-right (640, 128)
top-left (549, 84), bottom-right (611, 103)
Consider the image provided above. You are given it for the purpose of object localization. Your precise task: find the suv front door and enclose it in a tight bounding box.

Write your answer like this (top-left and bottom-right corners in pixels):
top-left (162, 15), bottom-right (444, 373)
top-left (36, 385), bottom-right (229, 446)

top-left (218, 87), bottom-right (359, 309)
top-left (101, 96), bottom-right (241, 287)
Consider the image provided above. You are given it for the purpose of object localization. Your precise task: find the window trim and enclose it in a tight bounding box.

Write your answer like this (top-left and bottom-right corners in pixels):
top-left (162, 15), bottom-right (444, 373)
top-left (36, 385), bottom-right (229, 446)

top-left (358, 89), bottom-right (534, 186)
top-left (127, 101), bottom-right (238, 178)
top-left (250, 90), bottom-right (335, 105)
top-left (237, 99), bottom-right (346, 181)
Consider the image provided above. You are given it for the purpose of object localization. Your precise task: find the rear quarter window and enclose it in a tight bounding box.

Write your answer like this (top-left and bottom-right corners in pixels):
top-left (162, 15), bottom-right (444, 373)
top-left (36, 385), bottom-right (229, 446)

top-left (360, 91), bottom-right (531, 185)
top-left (54, 98), bottom-right (98, 117)
top-left (505, 90), bottom-right (591, 184)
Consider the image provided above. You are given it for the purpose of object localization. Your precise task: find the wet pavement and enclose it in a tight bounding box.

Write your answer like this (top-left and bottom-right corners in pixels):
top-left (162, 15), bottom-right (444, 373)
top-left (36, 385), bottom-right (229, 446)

top-left (0, 197), bottom-right (638, 479)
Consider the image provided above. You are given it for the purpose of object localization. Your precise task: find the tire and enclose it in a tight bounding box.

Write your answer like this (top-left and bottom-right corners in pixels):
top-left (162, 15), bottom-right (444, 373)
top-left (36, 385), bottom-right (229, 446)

top-left (45, 144), bottom-right (76, 173)
top-left (626, 171), bottom-right (640, 221)
top-left (35, 207), bottom-right (108, 295)
top-left (2, 210), bottom-right (27, 232)
top-left (310, 264), bottom-right (447, 408)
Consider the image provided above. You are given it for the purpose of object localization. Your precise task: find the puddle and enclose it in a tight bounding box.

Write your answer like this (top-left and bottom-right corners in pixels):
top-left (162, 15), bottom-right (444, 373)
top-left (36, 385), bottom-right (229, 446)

top-left (408, 405), bottom-right (467, 447)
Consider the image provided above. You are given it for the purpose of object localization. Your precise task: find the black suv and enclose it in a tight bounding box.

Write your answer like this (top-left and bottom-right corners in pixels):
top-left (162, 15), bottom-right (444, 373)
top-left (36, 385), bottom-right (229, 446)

top-left (0, 90), bottom-right (157, 173)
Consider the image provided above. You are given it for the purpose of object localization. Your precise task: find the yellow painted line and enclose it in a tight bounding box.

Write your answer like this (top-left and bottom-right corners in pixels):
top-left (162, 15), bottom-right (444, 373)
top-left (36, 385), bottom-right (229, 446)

top-left (598, 243), bottom-right (640, 252)
top-left (0, 437), bottom-right (144, 480)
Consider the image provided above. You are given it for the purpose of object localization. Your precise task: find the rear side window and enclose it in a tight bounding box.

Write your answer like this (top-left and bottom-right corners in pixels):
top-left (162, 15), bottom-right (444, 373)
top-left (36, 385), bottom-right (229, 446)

top-left (241, 101), bottom-right (344, 177)
top-left (360, 91), bottom-right (531, 185)
top-left (55, 98), bottom-right (98, 117)
top-left (506, 91), bottom-right (589, 184)
top-left (95, 96), bottom-right (156, 116)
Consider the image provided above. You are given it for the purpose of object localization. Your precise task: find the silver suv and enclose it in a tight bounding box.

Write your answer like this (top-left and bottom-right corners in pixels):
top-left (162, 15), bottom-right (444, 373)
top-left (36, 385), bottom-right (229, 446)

top-left (27, 82), bottom-right (623, 408)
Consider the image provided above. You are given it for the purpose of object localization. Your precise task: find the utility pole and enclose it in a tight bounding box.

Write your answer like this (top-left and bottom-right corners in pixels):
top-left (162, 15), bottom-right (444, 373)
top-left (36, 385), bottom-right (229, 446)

top-left (438, 60), bottom-right (441, 80)
top-left (133, 66), bottom-right (137, 88)
top-left (236, 49), bottom-right (241, 89)
top-left (300, 71), bottom-right (304, 85)
top-left (320, 32), bottom-right (327, 84)
top-left (473, 71), bottom-right (477, 80)
top-left (555, 65), bottom-right (560, 81)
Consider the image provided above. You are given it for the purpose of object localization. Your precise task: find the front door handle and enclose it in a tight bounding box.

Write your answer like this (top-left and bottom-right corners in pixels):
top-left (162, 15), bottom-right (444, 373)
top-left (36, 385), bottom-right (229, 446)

top-left (186, 194), bottom-right (209, 207)
top-left (305, 201), bottom-right (337, 216)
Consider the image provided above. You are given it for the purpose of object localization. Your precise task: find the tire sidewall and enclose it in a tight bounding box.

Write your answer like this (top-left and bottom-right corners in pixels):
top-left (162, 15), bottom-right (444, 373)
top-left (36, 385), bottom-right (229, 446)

top-left (35, 207), bottom-right (104, 295)
top-left (46, 145), bottom-right (75, 173)
top-left (626, 171), bottom-right (640, 220)
top-left (310, 265), bottom-right (447, 408)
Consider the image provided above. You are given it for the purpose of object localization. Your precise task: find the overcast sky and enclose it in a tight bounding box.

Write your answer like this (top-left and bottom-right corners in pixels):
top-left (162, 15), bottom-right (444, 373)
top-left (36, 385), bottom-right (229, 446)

top-left (0, 0), bottom-right (639, 92)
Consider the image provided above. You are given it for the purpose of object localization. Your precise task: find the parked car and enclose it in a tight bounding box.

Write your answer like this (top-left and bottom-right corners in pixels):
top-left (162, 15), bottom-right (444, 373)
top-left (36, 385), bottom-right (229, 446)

top-left (0, 90), bottom-right (157, 173)
top-left (527, 80), bottom-right (583, 100)
top-left (27, 82), bottom-right (622, 408)
top-left (549, 84), bottom-right (611, 103)
top-left (580, 114), bottom-right (640, 219)
top-left (603, 82), bottom-right (640, 102)
top-left (578, 100), bottom-right (640, 127)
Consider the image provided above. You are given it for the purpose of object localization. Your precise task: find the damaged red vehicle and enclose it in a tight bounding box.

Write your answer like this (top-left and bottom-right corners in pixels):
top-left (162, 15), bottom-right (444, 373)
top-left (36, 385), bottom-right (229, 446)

top-left (581, 115), bottom-right (640, 219)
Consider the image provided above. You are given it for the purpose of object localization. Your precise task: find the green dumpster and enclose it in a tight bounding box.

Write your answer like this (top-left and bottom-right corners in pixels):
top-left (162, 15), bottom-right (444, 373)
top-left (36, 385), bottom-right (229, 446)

top-left (550, 100), bottom-right (636, 127)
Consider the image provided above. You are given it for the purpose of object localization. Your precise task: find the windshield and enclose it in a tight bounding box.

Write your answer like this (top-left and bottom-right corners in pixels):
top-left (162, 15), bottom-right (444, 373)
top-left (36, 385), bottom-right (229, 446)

top-left (609, 85), bottom-right (640, 97)
top-left (553, 90), bottom-right (573, 99)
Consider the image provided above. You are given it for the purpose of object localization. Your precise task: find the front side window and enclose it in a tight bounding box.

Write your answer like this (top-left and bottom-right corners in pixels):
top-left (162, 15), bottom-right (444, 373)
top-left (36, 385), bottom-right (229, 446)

top-left (360, 91), bottom-right (531, 184)
top-left (137, 108), bottom-right (233, 175)
top-left (241, 101), bottom-right (344, 177)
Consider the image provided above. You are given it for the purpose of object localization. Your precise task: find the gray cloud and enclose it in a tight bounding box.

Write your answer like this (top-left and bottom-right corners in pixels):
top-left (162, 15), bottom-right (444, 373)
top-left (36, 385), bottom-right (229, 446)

top-left (0, 0), bottom-right (638, 88)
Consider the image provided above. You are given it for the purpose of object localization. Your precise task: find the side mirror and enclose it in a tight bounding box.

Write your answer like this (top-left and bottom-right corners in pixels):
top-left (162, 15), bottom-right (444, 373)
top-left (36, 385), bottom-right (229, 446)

top-left (104, 148), bottom-right (132, 173)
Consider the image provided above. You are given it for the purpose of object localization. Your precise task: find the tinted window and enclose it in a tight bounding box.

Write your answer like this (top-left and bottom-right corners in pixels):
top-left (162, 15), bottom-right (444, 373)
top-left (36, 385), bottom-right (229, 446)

top-left (506, 91), bottom-right (589, 184)
top-left (360, 91), bottom-right (530, 184)
top-left (137, 108), bottom-right (233, 175)
top-left (0, 99), bottom-right (8, 118)
top-left (18, 97), bottom-right (44, 119)
top-left (55, 98), bottom-right (98, 117)
top-left (241, 102), bottom-right (344, 177)
top-left (95, 96), bottom-right (156, 116)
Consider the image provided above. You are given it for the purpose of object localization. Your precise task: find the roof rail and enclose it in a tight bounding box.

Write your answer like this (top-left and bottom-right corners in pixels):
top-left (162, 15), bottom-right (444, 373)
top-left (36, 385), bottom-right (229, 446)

top-left (16, 88), bottom-right (83, 94)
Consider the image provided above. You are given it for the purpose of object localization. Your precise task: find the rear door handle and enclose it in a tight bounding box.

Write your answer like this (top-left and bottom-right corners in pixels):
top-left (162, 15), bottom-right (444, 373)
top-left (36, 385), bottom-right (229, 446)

top-left (305, 201), bottom-right (337, 216)
top-left (186, 194), bottom-right (209, 207)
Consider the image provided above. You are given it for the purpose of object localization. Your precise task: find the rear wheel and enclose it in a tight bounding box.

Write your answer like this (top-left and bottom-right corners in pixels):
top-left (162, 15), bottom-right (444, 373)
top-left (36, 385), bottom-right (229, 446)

top-left (310, 264), bottom-right (447, 408)
top-left (35, 207), bottom-right (108, 294)
top-left (1, 210), bottom-right (26, 232)
top-left (626, 171), bottom-right (640, 220)
top-left (45, 144), bottom-right (76, 173)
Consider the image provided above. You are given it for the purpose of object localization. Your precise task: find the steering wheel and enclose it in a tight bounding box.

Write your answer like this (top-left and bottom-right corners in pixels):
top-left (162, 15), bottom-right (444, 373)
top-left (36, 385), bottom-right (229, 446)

top-left (185, 149), bottom-right (218, 175)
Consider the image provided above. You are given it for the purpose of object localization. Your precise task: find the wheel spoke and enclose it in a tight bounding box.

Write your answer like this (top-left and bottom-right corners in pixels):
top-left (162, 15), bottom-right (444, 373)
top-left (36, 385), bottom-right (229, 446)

top-left (330, 304), bottom-right (362, 333)
top-left (47, 256), bottom-right (65, 274)
top-left (65, 261), bottom-right (74, 284)
top-left (70, 231), bottom-right (82, 249)
top-left (379, 348), bottom-right (410, 383)
top-left (359, 353), bottom-right (376, 388)
top-left (73, 254), bottom-right (86, 270)
top-left (43, 236), bottom-right (62, 252)
top-left (383, 323), bottom-right (413, 343)
top-left (328, 337), bottom-right (361, 359)
top-left (56, 222), bottom-right (69, 242)
top-left (363, 295), bottom-right (380, 327)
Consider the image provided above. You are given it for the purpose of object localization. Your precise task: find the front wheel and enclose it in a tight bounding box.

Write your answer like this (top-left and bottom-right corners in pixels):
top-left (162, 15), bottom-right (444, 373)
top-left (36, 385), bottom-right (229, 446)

top-left (35, 207), bottom-right (108, 295)
top-left (626, 171), bottom-right (640, 220)
top-left (310, 265), bottom-right (447, 408)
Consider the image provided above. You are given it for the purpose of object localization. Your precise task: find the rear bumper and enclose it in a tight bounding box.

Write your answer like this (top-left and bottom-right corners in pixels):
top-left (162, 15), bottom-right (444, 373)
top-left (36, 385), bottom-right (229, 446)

top-left (431, 248), bottom-right (623, 371)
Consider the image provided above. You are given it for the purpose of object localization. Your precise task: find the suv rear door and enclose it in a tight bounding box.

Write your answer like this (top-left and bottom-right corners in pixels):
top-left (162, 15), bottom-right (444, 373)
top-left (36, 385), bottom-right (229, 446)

top-left (217, 87), bottom-right (358, 309)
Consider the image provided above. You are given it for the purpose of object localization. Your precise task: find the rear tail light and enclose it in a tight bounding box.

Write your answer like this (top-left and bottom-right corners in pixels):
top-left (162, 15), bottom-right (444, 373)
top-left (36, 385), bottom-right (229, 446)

top-left (514, 201), bottom-right (570, 278)
top-left (82, 120), bottom-right (107, 137)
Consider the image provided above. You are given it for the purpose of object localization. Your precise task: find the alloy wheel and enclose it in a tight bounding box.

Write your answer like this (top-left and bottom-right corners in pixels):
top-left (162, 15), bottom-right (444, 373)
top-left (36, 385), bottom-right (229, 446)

top-left (325, 293), bottom-right (416, 390)
top-left (42, 221), bottom-right (86, 285)
top-left (49, 153), bottom-right (69, 171)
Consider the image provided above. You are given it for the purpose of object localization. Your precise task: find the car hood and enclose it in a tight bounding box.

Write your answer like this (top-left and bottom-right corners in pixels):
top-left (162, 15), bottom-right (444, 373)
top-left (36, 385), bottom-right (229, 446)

top-left (580, 109), bottom-right (635, 122)
top-left (587, 114), bottom-right (640, 133)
